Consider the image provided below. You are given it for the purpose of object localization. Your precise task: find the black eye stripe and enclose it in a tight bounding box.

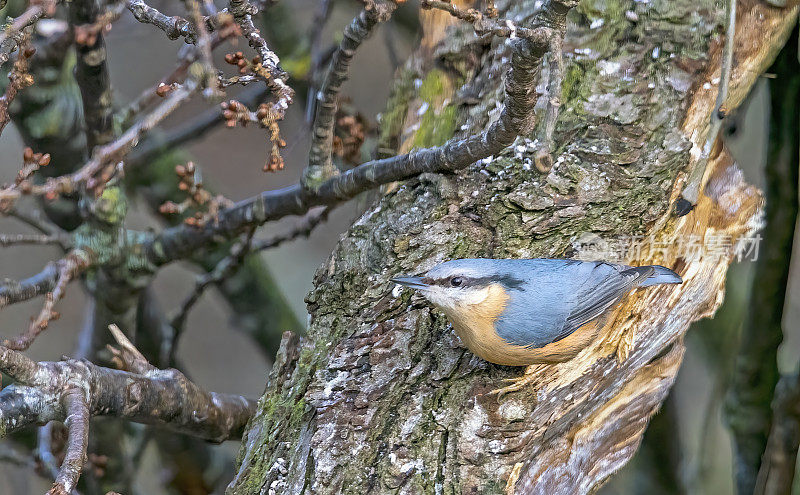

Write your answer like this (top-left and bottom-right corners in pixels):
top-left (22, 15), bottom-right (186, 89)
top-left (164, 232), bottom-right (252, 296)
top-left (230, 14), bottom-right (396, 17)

top-left (428, 274), bottom-right (524, 290)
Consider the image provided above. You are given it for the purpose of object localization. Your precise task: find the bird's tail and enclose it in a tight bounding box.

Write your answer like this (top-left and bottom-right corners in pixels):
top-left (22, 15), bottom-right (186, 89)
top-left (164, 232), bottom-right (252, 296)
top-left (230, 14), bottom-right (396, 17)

top-left (637, 265), bottom-right (682, 287)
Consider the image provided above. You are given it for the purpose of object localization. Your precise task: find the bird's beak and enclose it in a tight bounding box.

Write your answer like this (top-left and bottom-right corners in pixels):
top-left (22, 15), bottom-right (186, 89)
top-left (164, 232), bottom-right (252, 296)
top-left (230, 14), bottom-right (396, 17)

top-left (390, 276), bottom-right (428, 290)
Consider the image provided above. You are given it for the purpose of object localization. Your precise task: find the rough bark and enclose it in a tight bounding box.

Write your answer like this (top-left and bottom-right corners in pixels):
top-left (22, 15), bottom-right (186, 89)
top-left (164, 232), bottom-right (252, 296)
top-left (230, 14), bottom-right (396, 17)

top-left (228, 1), bottom-right (797, 494)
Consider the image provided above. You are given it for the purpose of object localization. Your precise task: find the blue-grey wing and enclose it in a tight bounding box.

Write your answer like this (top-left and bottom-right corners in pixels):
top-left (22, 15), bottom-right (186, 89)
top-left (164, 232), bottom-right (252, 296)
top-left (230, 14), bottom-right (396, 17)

top-left (496, 261), bottom-right (651, 348)
top-left (557, 265), bottom-right (653, 341)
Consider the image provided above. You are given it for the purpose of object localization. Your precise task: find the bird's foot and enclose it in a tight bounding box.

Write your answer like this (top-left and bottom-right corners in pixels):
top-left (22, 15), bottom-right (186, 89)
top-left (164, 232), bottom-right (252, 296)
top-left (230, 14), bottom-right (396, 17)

top-left (490, 366), bottom-right (541, 399)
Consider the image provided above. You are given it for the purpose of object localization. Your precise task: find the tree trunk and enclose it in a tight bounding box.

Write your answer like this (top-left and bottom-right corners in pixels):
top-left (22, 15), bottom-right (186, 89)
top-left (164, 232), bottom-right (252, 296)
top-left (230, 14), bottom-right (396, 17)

top-left (229, 1), bottom-right (797, 493)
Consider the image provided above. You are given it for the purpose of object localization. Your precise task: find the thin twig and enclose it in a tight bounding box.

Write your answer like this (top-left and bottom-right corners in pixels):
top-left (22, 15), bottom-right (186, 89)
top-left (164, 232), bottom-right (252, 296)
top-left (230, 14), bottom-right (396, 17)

top-left (115, 32), bottom-right (227, 125)
top-left (2, 250), bottom-right (91, 350)
top-left (183, 0), bottom-right (220, 96)
top-left (420, 0), bottom-right (538, 38)
top-left (0, 34), bottom-right (35, 136)
top-left (127, 84), bottom-right (268, 167)
top-left (676, 0), bottom-right (736, 213)
top-left (0, 263), bottom-right (59, 309)
top-left (126, 0), bottom-right (198, 42)
top-left (7, 208), bottom-right (56, 235)
top-left (169, 205), bottom-right (330, 335)
top-left (0, 83), bottom-right (196, 210)
top-left (0, 0), bottom-right (56, 66)
top-left (704, 0), bottom-right (736, 159)
top-left (107, 323), bottom-right (154, 373)
top-left (146, 9), bottom-right (572, 266)
top-left (0, 233), bottom-right (68, 247)
top-left (533, 36), bottom-right (563, 173)
top-left (304, 3), bottom-right (397, 188)
top-left (169, 227), bottom-right (256, 354)
top-left (305, 0), bottom-right (334, 126)
top-left (228, 0), bottom-right (294, 119)
top-left (252, 205), bottom-right (332, 252)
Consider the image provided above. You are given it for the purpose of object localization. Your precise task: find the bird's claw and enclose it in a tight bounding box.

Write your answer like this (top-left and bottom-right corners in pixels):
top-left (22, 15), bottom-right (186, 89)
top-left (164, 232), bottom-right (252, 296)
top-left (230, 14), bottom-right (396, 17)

top-left (490, 370), bottom-right (539, 399)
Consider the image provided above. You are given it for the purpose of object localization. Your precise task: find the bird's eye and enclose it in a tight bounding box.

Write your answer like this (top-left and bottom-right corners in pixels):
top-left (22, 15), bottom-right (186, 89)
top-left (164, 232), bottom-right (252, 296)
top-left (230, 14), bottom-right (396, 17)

top-left (450, 277), bottom-right (463, 287)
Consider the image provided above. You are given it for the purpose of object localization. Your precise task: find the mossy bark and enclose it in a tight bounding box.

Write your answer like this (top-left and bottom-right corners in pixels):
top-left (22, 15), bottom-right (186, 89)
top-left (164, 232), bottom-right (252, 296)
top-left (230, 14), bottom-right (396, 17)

top-left (224, 0), bottom-right (796, 493)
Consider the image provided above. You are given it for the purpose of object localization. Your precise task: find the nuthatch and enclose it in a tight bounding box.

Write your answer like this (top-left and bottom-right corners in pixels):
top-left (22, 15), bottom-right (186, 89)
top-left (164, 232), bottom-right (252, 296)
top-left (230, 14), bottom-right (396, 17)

top-left (392, 259), bottom-right (682, 366)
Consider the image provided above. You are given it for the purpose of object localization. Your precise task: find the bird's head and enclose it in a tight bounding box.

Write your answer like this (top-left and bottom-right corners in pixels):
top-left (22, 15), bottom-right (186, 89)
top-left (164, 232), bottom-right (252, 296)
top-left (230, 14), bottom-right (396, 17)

top-left (391, 259), bottom-right (523, 314)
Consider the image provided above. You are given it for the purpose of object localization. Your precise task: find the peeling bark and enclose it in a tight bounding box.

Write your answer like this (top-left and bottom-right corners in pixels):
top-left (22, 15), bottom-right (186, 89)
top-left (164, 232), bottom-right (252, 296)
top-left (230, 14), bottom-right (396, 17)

top-left (229, 0), bottom-right (796, 493)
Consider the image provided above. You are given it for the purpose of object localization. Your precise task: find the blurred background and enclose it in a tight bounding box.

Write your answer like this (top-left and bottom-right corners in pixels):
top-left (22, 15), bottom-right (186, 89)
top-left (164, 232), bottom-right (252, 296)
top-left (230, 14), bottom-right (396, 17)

top-left (0, 0), bottom-right (797, 493)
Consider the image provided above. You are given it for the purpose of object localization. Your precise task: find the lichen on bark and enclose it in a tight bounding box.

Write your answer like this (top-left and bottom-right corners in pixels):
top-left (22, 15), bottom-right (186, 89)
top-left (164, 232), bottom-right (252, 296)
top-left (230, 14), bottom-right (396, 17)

top-left (229, 0), bottom-right (797, 493)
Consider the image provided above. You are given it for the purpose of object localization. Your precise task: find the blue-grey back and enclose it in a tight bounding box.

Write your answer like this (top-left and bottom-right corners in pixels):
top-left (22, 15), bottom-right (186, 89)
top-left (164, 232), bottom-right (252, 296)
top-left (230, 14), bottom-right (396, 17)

top-left (491, 259), bottom-right (607, 348)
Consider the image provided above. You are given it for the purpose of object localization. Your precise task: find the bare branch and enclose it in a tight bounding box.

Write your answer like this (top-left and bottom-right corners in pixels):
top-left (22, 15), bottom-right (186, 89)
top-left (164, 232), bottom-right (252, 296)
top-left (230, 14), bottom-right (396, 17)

top-left (146, 20), bottom-right (561, 266)
top-left (304, 3), bottom-right (397, 188)
top-left (0, 232), bottom-right (69, 247)
top-left (420, 0), bottom-right (538, 39)
top-left (2, 250), bottom-right (91, 350)
top-left (0, 34), bottom-right (35, 136)
top-left (0, 263), bottom-right (59, 309)
top-left (533, 36), bottom-right (563, 173)
top-left (0, 330), bottom-right (256, 489)
top-left (252, 205), bottom-right (332, 252)
top-left (184, 0), bottom-right (220, 96)
top-left (107, 323), bottom-right (154, 374)
top-left (6, 208), bottom-right (58, 236)
top-left (69, 0), bottom-right (116, 151)
top-left (169, 227), bottom-right (255, 349)
top-left (0, 344), bottom-right (40, 383)
top-left (127, 84), bottom-right (268, 167)
top-left (228, 0), bottom-right (294, 119)
top-left (676, 0), bottom-right (736, 213)
top-left (0, 0), bottom-right (56, 66)
top-left (126, 0), bottom-right (197, 42)
top-left (48, 390), bottom-right (89, 495)
top-left (0, 82), bottom-right (195, 210)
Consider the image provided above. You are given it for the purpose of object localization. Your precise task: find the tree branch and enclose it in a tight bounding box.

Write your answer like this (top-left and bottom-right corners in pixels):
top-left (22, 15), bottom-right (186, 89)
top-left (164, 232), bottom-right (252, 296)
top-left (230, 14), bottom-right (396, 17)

top-left (0, 33), bottom-right (35, 137)
top-left (0, 327), bottom-right (256, 491)
top-left (2, 250), bottom-right (91, 350)
top-left (0, 0), bottom-right (56, 66)
top-left (69, 0), bottom-right (115, 150)
top-left (0, 263), bottom-right (59, 308)
top-left (676, 0), bottom-right (737, 213)
top-left (0, 232), bottom-right (69, 247)
top-left (0, 82), bottom-right (195, 209)
top-left (126, 0), bottom-right (198, 42)
top-left (251, 205), bottom-right (332, 252)
top-left (49, 390), bottom-right (90, 495)
top-left (146, 20), bottom-right (560, 266)
top-left (304, 2), bottom-right (397, 188)
top-left (228, 0), bottom-right (293, 119)
top-left (754, 372), bottom-right (800, 495)
top-left (127, 84), bottom-right (268, 168)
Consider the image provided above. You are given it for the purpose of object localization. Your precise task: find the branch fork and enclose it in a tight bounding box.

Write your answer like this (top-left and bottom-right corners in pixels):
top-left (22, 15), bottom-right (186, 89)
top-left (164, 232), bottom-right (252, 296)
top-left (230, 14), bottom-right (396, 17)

top-left (0, 325), bottom-right (256, 494)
